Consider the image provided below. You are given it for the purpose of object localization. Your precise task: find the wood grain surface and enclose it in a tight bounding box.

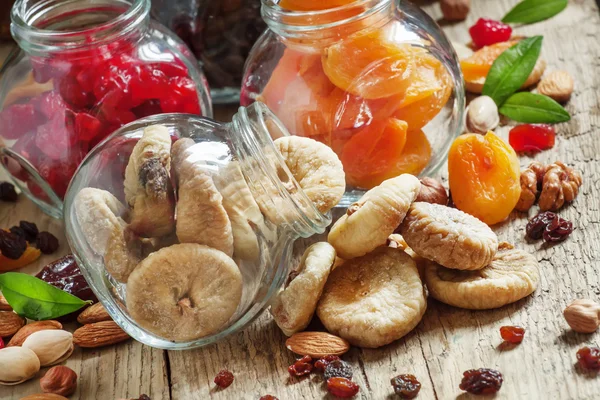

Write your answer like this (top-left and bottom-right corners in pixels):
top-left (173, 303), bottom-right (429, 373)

top-left (2, 0), bottom-right (600, 398)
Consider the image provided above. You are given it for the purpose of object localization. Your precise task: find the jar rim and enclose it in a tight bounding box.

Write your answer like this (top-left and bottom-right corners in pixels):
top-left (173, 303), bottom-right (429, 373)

top-left (11, 0), bottom-right (149, 54)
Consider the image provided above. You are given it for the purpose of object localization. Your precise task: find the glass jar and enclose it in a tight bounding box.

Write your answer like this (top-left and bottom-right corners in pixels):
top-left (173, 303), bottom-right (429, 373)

top-left (151, 0), bottom-right (266, 104)
top-left (63, 102), bottom-right (330, 349)
top-left (241, 0), bottom-right (465, 205)
top-left (0, 0), bottom-right (212, 218)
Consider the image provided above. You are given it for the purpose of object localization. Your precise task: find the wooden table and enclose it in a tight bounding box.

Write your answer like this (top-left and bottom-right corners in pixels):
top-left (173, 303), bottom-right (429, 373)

top-left (3, 0), bottom-right (600, 398)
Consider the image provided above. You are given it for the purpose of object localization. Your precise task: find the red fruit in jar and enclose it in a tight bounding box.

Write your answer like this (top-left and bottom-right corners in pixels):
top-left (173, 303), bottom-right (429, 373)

top-left (0, 104), bottom-right (43, 140)
top-left (34, 91), bottom-right (71, 119)
top-left (151, 61), bottom-right (189, 78)
top-left (35, 114), bottom-right (78, 160)
top-left (326, 377), bottom-right (360, 398)
top-left (129, 65), bottom-right (170, 103)
top-left (132, 100), bottom-right (163, 118)
top-left (469, 18), bottom-right (512, 49)
top-left (508, 124), bottom-right (556, 153)
top-left (499, 326), bottom-right (525, 344)
top-left (97, 104), bottom-right (137, 127)
top-left (66, 111), bottom-right (103, 143)
top-left (59, 76), bottom-right (95, 108)
top-left (577, 347), bottom-right (600, 370)
top-left (161, 76), bottom-right (201, 114)
top-left (38, 153), bottom-right (84, 198)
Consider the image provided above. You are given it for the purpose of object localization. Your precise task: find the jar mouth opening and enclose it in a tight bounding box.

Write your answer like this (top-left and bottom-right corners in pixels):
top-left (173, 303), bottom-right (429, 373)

top-left (11, 0), bottom-right (148, 54)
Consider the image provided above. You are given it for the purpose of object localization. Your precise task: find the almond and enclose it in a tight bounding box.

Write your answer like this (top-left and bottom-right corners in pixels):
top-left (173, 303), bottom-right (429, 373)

top-left (77, 302), bottom-right (111, 324)
top-left (8, 320), bottom-right (63, 347)
top-left (0, 311), bottom-right (26, 337)
top-left (0, 294), bottom-right (12, 311)
top-left (285, 331), bottom-right (350, 358)
top-left (538, 70), bottom-right (574, 103)
top-left (73, 321), bottom-right (130, 348)
top-left (19, 394), bottom-right (69, 400)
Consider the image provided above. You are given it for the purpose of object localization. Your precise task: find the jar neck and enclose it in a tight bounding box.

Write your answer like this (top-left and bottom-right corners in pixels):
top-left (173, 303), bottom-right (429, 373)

top-left (11, 0), bottom-right (150, 57)
top-left (261, 0), bottom-right (392, 41)
top-left (229, 102), bottom-right (331, 238)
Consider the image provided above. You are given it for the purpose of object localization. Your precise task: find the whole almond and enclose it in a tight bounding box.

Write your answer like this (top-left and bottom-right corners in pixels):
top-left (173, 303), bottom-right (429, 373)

top-left (538, 70), bottom-right (574, 103)
top-left (73, 321), bottom-right (130, 348)
top-left (8, 320), bottom-right (63, 347)
top-left (19, 394), bottom-right (69, 400)
top-left (0, 294), bottom-right (12, 311)
top-left (285, 331), bottom-right (350, 358)
top-left (0, 311), bottom-right (26, 337)
top-left (77, 302), bottom-right (111, 324)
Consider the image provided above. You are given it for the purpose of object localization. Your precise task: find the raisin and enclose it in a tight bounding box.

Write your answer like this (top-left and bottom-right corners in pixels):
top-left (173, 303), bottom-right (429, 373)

top-left (0, 182), bottom-right (18, 202)
top-left (468, 18), bottom-right (512, 48)
top-left (19, 221), bottom-right (39, 242)
top-left (214, 369), bottom-right (234, 388)
top-left (36, 231), bottom-right (60, 254)
top-left (577, 347), bottom-right (600, 370)
top-left (526, 211), bottom-right (557, 240)
top-left (259, 396), bottom-right (279, 400)
top-left (391, 374), bottom-right (421, 399)
top-left (459, 368), bottom-right (503, 395)
top-left (0, 230), bottom-right (27, 260)
top-left (324, 359), bottom-right (353, 380)
top-left (327, 377), bottom-right (360, 398)
top-left (138, 395), bottom-right (151, 400)
top-left (9, 226), bottom-right (26, 240)
top-left (543, 216), bottom-right (574, 243)
top-left (314, 355), bottom-right (341, 372)
top-left (500, 326), bottom-right (525, 344)
top-left (288, 355), bottom-right (313, 377)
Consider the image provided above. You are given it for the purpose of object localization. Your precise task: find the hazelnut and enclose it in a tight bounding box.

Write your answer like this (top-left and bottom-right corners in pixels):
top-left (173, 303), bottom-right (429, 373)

top-left (416, 178), bottom-right (448, 205)
top-left (40, 365), bottom-right (77, 396)
top-left (440, 0), bottom-right (470, 21)
top-left (466, 95), bottom-right (499, 134)
top-left (563, 299), bottom-right (600, 333)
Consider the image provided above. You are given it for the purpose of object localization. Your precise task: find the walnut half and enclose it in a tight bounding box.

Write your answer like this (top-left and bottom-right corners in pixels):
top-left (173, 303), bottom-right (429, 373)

top-left (539, 162), bottom-right (583, 211)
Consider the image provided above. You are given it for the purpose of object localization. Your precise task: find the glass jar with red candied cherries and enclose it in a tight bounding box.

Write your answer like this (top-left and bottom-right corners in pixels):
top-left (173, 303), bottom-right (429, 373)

top-left (241, 0), bottom-right (465, 205)
top-left (0, 0), bottom-right (212, 217)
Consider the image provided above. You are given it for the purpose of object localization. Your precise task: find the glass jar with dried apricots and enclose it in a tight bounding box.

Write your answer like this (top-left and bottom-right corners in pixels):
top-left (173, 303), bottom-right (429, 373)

top-left (241, 0), bottom-right (465, 203)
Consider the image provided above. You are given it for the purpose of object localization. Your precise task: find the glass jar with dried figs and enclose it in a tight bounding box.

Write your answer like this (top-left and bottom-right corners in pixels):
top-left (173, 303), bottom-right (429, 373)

top-left (0, 0), bottom-right (212, 218)
top-left (63, 103), bottom-right (340, 349)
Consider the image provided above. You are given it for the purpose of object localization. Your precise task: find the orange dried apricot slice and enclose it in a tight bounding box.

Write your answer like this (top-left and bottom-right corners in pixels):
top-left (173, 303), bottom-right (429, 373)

top-left (460, 40), bottom-right (519, 83)
top-left (322, 30), bottom-right (414, 99)
top-left (330, 89), bottom-right (405, 131)
top-left (278, 0), bottom-right (352, 11)
top-left (0, 245), bottom-right (41, 272)
top-left (448, 131), bottom-right (521, 225)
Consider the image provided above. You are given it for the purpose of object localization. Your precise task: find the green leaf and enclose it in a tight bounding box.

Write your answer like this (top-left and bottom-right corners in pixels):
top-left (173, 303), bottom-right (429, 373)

top-left (0, 272), bottom-right (90, 320)
top-left (499, 92), bottom-right (571, 123)
top-left (482, 36), bottom-right (543, 106)
top-left (502, 0), bottom-right (568, 24)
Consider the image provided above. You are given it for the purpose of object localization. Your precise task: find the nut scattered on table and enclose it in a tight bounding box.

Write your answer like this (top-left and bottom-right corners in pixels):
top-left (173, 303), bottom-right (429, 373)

top-left (0, 346), bottom-right (40, 385)
top-left (77, 302), bottom-right (112, 324)
top-left (0, 310), bottom-right (26, 337)
top-left (19, 394), bottom-right (69, 400)
top-left (8, 320), bottom-right (63, 347)
top-left (539, 161), bottom-right (583, 211)
top-left (40, 365), bottom-right (78, 396)
top-left (0, 294), bottom-right (12, 311)
top-left (22, 330), bottom-right (74, 367)
top-left (515, 165), bottom-right (539, 212)
top-left (564, 299), bottom-right (600, 333)
top-left (285, 331), bottom-right (350, 358)
top-left (537, 70), bottom-right (574, 103)
top-left (466, 95), bottom-right (499, 134)
top-left (440, 0), bottom-right (470, 21)
top-left (415, 177), bottom-right (448, 205)
top-left (73, 320), bottom-right (131, 348)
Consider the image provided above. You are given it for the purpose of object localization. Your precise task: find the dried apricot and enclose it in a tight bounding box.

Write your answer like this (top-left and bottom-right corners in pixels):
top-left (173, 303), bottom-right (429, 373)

top-left (330, 89), bottom-right (404, 131)
top-left (0, 245), bottom-right (41, 272)
top-left (322, 30), bottom-right (414, 99)
top-left (278, 0), bottom-right (352, 11)
top-left (460, 41), bottom-right (519, 83)
top-left (448, 132), bottom-right (521, 225)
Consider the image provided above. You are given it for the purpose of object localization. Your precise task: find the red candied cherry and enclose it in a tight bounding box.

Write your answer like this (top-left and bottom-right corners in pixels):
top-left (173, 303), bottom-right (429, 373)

top-left (59, 76), bottom-right (95, 108)
top-left (151, 60), bottom-right (189, 78)
top-left (131, 100), bottom-right (163, 118)
top-left (97, 104), bottom-right (137, 126)
top-left (35, 114), bottom-right (79, 161)
top-left (66, 111), bottom-right (103, 143)
top-left (33, 91), bottom-right (71, 119)
top-left (0, 103), bottom-right (43, 140)
top-left (160, 76), bottom-right (201, 114)
top-left (508, 124), bottom-right (556, 153)
top-left (38, 153), bottom-right (85, 199)
top-left (469, 18), bottom-right (512, 48)
top-left (129, 65), bottom-right (171, 103)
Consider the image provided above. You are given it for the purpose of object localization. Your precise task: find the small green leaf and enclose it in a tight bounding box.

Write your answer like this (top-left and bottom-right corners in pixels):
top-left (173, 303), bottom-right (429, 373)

top-left (499, 92), bottom-right (571, 123)
top-left (482, 36), bottom-right (543, 106)
top-left (0, 272), bottom-right (90, 320)
top-left (502, 0), bottom-right (568, 24)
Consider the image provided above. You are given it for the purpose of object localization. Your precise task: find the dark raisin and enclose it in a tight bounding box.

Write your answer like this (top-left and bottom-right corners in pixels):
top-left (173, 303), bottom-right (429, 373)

top-left (0, 182), bottom-right (18, 202)
top-left (324, 359), bottom-right (353, 380)
top-left (9, 226), bottom-right (26, 240)
top-left (0, 230), bottom-right (27, 259)
top-left (526, 211), bottom-right (556, 240)
top-left (19, 221), bottom-right (39, 242)
top-left (391, 374), bottom-right (421, 399)
top-left (314, 355), bottom-right (341, 372)
top-left (459, 368), bottom-right (503, 394)
top-left (577, 347), bottom-right (600, 370)
top-left (36, 231), bottom-right (60, 254)
top-left (288, 355), bottom-right (313, 377)
top-left (327, 377), bottom-right (359, 398)
top-left (138, 395), bottom-right (151, 400)
top-left (259, 396), bottom-right (278, 400)
top-left (500, 326), bottom-right (525, 344)
top-left (214, 369), bottom-right (234, 388)
top-left (543, 216), bottom-right (574, 242)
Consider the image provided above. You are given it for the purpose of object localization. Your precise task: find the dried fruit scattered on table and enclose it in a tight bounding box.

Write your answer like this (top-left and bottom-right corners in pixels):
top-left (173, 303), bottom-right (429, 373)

top-left (440, 0), bottom-right (470, 21)
top-left (500, 326), bottom-right (525, 344)
top-left (469, 18), bottom-right (512, 49)
top-left (288, 355), bottom-right (313, 377)
top-left (539, 162), bottom-right (582, 212)
top-left (448, 132), bottom-right (521, 225)
top-left (0, 245), bottom-right (42, 272)
top-left (259, 396), bottom-right (279, 400)
top-left (37, 231), bottom-right (60, 254)
top-left (314, 355), bottom-right (341, 372)
top-left (0, 230), bottom-right (27, 260)
top-left (509, 124), bottom-right (556, 153)
top-left (459, 368), bottom-right (503, 394)
top-left (285, 331), bottom-right (350, 358)
top-left (466, 95), bottom-right (499, 134)
top-left (415, 178), bottom-right (448, 205)
top-left (8, 320), bottom-right (63, 347)
top-left (564, 299), bottom-right (600, 333)
top-left (0, 182), bottom-right (18, 202)
top-left (214, 369), bottom-right (234, 389)
top-left (577, 347), bottom-right (600, 370)
top-left (40, 365), bottom-right (77, 396)
top-left (391, 374), bottom-right (421, 399)
top-left (525, 211), bottom-right (573, 243)
top-left (19, 221), bottom-right (39, 242)
top-left (0, 346), bottom-right (41, 385)
top-left (0, 311), bottom-right (26, 337)
top-left (327, 377), bottom-right (360, 398)
top-left (324, 359), bottom-right (353, 380)
top-left (537, 70), bottom-right (574, 103)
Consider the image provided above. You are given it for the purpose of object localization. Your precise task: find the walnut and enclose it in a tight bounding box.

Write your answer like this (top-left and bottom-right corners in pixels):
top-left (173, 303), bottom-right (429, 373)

top-left (515, 167), bottom-right (538, 212)
top-left (539, 162), bottom-right (583, 211)
top-left (528, 161), bottom-right (547, 188)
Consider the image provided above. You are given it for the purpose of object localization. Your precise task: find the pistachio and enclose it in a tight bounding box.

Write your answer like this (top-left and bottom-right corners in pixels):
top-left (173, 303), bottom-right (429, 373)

top-left (466, 96), bottom-right (499, 134)
top-left (22, 330), bottom-right (74, 367)
top-left (0, 346), bottom-right (41, 385)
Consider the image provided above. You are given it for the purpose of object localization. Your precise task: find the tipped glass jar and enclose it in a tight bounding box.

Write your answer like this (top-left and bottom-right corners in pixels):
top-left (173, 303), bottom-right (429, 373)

top-left (241, 0), bottom-right (465, 205)
top-left (0, 0), bottom-right (212, 218)
top-left (64, 103), bottom-right (332, 349)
